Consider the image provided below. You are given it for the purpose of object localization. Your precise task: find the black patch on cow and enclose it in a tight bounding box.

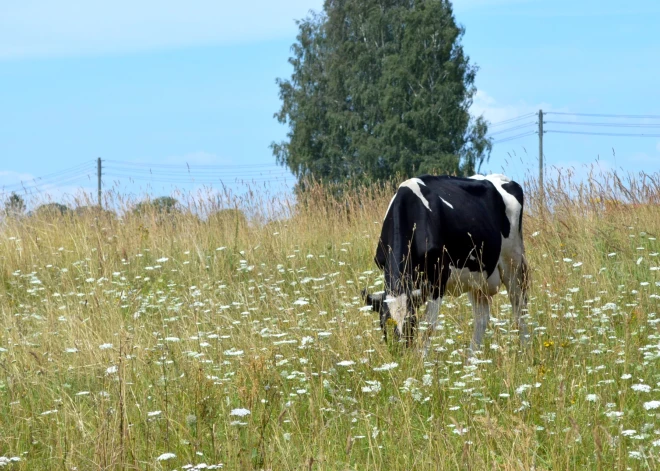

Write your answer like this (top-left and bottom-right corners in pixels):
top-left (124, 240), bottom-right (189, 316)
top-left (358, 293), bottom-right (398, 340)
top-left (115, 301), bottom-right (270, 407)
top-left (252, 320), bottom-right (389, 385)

top-left (375, 175), bottom-right (518, 301)
top-left (371, 174), bottom-right (525, 342)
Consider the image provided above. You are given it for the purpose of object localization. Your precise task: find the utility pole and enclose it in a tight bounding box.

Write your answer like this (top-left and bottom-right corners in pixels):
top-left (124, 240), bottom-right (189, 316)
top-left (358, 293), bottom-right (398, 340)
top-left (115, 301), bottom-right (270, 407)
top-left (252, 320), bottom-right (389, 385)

top-left (97, 157), bottom-right (102, 208)
top-left (538, 109), bottom-right (544, 208)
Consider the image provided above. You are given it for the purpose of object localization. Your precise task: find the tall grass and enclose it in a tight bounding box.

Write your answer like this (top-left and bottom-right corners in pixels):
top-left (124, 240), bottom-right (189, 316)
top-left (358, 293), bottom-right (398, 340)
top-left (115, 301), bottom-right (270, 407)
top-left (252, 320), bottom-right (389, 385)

top-left (1, 168), bottom-right (660, 470)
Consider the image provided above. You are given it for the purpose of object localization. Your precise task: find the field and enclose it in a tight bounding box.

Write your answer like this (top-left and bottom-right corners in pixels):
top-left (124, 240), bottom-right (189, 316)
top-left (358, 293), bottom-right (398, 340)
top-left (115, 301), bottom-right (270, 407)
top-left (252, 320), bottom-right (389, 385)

top-left (2, 170), bottom-right (660, 470)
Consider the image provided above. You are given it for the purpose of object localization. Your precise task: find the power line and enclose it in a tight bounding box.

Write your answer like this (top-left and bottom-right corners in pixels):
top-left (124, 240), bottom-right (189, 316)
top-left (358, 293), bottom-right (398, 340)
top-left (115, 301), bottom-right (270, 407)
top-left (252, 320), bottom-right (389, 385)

top-left (0, 161), bottom-right (95, 189)
top-left (0, 163), bottom-right (96, 193)
top-left (489, 113), bottom-right (536, 127)
top-left (104, 159), bottom-right (281, 170)
top-left (1, 172), bottom-right (96, 196)
top-left (545, 111), bottom-right (660, 119)
top-left (103, 167), bottom-right (284, 178)
top-left (492, 131), bottom-right (537, 144)
top-left (545, 120), bottom-right (660, 128)
top-left (487, 122), bottom-right (536, 137)
top-left (545, 129), bottom-right (660, 138)
top-left (103, 173), bottom-right (290, 185)
top-left (104, 169), bottom-right (288, 179)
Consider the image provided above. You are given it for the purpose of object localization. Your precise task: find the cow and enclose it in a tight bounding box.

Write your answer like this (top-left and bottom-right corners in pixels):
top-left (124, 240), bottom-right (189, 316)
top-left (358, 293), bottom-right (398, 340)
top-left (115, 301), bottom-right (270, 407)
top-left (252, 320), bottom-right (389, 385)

top-left (363, 174), bottom-right (530, 354)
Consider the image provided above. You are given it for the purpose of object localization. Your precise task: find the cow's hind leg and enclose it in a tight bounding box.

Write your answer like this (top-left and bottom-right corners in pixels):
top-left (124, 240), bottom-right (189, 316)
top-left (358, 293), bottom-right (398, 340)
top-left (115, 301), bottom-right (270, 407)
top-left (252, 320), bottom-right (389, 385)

top-left (421, 297), bottom-right (442, 356)
top-left (468, 290), bottom-right (491, 353)
top-left (500, 255), bottom-right (530, 345)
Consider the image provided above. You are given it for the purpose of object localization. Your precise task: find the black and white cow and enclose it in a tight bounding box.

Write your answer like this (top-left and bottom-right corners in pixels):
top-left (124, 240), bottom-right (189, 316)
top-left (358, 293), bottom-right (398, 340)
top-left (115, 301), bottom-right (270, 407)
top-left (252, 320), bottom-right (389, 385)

top-left (363, 174), bottom-right (529, 353)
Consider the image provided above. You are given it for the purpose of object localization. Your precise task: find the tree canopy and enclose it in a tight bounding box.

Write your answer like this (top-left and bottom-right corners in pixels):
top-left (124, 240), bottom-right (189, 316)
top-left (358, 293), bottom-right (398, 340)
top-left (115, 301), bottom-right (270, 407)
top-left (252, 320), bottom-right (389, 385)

top-left (272, 0), bottom-right (491, 185)
top-left (4, 192), bottom-right (26, 216)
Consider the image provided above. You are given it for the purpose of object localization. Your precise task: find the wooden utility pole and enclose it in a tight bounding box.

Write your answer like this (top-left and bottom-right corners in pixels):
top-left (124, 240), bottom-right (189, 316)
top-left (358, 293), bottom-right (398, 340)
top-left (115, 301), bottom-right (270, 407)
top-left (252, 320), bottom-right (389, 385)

top-left (97, 157), bottom-right (102, 208)
top-left (538, 109), bottom-right (544, 207)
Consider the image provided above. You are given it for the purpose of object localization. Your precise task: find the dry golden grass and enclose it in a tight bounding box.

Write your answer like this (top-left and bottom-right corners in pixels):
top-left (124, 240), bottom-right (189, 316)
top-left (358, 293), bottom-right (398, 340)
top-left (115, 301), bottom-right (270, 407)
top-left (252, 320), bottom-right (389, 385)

top-left (1, 168), bottom-right (660, 470)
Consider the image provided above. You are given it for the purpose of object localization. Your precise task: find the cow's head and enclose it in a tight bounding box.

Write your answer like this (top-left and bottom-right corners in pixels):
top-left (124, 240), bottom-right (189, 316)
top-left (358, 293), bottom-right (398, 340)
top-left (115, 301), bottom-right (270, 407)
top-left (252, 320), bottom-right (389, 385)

top-left (362, 289), bottom-right (423, 345)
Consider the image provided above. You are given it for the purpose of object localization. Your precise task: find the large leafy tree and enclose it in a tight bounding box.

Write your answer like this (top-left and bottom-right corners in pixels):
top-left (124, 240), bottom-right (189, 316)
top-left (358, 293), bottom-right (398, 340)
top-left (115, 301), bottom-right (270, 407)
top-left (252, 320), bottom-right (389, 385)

top-left (272, 0), bottom-right (491, 184)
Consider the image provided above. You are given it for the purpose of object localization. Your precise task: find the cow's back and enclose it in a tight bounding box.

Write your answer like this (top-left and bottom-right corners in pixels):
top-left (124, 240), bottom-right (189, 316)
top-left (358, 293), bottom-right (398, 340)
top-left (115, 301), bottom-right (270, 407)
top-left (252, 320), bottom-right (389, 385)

top-left (376, 175), bottom-right (513, 295)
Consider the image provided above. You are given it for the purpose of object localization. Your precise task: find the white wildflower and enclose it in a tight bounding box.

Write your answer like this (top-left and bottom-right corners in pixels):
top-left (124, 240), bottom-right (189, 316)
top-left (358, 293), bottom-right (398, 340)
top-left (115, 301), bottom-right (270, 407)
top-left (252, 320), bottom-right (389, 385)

top-left (223, 348), bottom-right (244, 356)
top-left (373, 362), bottom-right (398, 372)
top-left (362, 380), bottom-right (382, 394)
top-left (515, 384), bottom-right (532, 395)
top-left (632, 384), bottom-right (651, 393)
top-left (643, 401), bottom-right (660, 410)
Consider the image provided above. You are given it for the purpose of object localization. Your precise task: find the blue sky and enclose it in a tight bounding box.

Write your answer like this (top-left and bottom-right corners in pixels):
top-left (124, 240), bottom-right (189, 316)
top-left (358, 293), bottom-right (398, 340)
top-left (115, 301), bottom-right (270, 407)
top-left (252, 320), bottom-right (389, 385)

top-left (1, 0), bottom-right (659, 203)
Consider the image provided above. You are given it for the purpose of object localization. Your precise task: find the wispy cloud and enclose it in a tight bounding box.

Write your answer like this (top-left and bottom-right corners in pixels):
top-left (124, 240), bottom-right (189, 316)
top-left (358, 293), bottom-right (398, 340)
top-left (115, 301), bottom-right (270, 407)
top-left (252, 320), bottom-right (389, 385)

top-left (470, 90), bottom-right (553, 124)
top-left (0, 1), bottom-right (323, 59)
top-left (0, 170), bottom-right (35, 186)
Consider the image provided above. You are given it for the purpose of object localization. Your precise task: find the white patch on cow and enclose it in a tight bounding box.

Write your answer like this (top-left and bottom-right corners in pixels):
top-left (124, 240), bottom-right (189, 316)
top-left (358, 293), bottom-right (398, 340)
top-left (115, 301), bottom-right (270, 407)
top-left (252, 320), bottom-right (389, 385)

top-left (399, 178), bottom-right (431, 212)
top-left (383, 194), bottom-right (397, 221)
top-left (439, 196), bottom-right (454, 209)
top-left (385, 294), bottom-right (408, 332)
top-left (470, 173), bottom-right (521, 241)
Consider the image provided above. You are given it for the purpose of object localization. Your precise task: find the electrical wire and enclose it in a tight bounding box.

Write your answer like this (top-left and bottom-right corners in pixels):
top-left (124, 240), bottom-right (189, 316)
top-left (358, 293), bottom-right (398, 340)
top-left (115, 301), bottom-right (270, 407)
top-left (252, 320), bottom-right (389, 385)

top-left (489, 113), bottom-right (537, 127)
top-left (0, 161), bottom-right (96, 191)
top-left (1, 172), bottom-right (96, 197)
top-left (545, 112), bottom-right (660, 119)
top-left (1, 166), bottom-right (96, 193)
top-left (104, 159), bottom-right (281, 170)
top-left (487, 122), bottom-right (536, 137)
top-left (103, 167), bottom-right (284, 178)
top-left (491, 131), bottom-right (537, 144)
top-left (104, 169), bottom-right (288, 179)
top-left (545, 121), bottom-right (660, 128)
top-left (103, 173), bottom-right (290, 185)
top-left (545, 130), bottom-right (660, 138)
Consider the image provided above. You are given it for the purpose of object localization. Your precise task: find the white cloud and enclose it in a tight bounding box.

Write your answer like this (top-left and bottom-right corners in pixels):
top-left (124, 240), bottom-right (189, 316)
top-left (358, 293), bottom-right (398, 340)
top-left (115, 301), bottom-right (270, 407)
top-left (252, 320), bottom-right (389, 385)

top-left (0, 1), bottom-right (323, 59)
top-left (470, 90), bottom-right (552, 124)
top-left (0, 170), bottom-right (35, 187)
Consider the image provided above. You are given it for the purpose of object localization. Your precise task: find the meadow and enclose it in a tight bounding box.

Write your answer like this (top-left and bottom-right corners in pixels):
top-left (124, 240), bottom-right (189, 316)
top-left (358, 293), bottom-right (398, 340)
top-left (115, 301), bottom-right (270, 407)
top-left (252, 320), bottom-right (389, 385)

top-left (1, 169), bottom-right (660, 470)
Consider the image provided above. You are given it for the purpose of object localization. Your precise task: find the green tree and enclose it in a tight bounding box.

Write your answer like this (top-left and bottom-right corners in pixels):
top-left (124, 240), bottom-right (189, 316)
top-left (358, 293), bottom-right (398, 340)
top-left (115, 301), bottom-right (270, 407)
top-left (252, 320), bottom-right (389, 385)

top-left (272, 0), bottom-right (491, 184)
top-left (33, 202), bottom-right (69, 217)
top-left (4, 192), bottom-right (26, 216)
top-left (133, 196), bottom-right (179, 215)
